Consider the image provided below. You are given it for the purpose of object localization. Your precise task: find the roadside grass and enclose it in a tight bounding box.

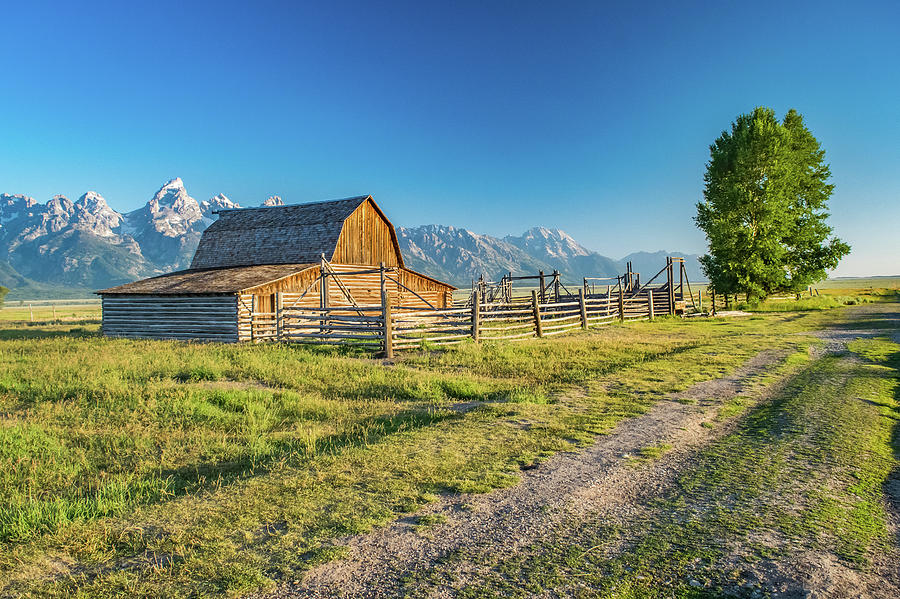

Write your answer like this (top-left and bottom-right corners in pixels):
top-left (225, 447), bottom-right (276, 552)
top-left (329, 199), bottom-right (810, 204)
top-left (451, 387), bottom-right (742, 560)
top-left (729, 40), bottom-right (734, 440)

top-left (734, 286), bottom-right (899, 313)
top-left (420, 333), bottom-right (900, 598)
top-left (0, 308), bottom-right (861, 597)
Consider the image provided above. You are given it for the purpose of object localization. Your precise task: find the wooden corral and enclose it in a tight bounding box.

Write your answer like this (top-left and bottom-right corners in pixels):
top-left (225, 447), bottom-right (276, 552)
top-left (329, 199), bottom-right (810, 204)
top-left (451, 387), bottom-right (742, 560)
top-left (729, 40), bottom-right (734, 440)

top-left (98, 196), bottom-right (456, 342)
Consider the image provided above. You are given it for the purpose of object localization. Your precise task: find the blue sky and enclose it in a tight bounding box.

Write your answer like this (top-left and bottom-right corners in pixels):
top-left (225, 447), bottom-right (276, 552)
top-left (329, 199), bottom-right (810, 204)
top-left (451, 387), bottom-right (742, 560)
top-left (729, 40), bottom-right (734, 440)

top-left (1, 0), bottom-right (897, 276)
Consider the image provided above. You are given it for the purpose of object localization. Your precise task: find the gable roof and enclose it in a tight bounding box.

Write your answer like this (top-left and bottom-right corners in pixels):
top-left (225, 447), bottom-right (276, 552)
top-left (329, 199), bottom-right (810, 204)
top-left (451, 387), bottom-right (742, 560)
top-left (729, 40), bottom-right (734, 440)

top-left (191, 195), bottom-right (402, 269)
top-left (98, 263), bottom-right (315, 295)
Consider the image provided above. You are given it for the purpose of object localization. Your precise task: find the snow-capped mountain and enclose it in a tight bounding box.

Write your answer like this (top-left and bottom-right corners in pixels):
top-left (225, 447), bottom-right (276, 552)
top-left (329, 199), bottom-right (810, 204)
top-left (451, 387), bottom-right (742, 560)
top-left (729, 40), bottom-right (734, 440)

top-left (200, 194), bottom-right (240, 227)
top-left (123, 178), bottom-right (206, 269)
top-left (0, 179), bottom-right (246, 289)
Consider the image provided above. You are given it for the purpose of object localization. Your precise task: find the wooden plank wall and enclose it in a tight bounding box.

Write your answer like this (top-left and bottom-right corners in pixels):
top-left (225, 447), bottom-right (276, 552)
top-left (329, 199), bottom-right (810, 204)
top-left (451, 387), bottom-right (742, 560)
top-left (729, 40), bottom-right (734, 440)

top-left (102, 295), bottom-right (239, 342)
top-left (246, 265), bottom-right (452, 311)
top-left (331, 200), bottom-right (402, 266)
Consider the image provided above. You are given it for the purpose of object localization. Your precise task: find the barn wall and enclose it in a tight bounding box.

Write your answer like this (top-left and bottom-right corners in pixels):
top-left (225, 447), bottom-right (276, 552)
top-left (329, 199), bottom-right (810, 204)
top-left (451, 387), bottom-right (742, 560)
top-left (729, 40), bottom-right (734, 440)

top-left (331, 200), bottom-right (402, 267)
top-left (101, 295), bottom-right (239, 342)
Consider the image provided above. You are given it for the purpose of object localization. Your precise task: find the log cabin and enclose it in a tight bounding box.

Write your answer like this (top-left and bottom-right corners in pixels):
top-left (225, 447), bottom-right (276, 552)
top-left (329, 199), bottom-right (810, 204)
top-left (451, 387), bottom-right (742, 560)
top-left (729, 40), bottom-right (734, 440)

top-left (98, 195), bottom-right (455, 341)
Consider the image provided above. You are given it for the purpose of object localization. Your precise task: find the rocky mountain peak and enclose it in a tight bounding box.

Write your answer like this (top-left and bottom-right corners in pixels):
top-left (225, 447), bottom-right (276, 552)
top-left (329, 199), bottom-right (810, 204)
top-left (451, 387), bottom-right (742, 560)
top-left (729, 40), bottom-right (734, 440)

top-left (0, 194), bottom-right (38, 225)
top-left (507, 226), bottom-right (592, 259)
top-left (262, 195), bottom-right (284, 206)
top-left (73, 192), bottom-right (125, 237)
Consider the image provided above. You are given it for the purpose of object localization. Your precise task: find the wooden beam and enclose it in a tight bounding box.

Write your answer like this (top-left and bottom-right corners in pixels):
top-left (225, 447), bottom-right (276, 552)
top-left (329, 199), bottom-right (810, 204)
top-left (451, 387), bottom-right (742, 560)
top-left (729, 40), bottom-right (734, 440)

top-left (578, 288), bottom-right (588, 330)
top-left (531, 290), bottom-right (543, 337)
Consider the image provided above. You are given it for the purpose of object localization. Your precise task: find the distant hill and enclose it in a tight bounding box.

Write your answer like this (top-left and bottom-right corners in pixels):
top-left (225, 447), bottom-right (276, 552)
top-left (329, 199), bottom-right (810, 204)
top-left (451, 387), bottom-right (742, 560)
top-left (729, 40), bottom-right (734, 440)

top-left (0, 179), bottom-right (705, 299)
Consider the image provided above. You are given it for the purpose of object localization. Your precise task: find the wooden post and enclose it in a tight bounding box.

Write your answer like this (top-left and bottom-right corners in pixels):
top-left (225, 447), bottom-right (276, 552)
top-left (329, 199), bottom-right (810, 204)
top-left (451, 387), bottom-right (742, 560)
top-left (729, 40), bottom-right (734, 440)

top-left (711, 289), bottom-right (717, 316)
top-left (606, 285), bottom-right (611, 315)
top-left (617, 278), bottom-right (625, 322)
top-left (381, 289), bottom-right (393, 359)
top-left (471, 290), bottom-right (481, 342)
top-left (698, 289), bottom-right (702, 312)
top-left (539, 271), bottom-right (545, 303)
top-left (648, 289), bottom-right (655, 321)
top-left (583, 278), bottom-right (588, 298)
top-left (666, 257), bottom-right (675, 316)
top-left (250, 295), bottom-right (257, 341)
top-left (578, 288), bottom-right (588, 330)
top-left (531, 290), bottom-right (543, 337)
top-left (275, 292), bottom-right (283, 341)
top-left (553, 270), bottom-right (560, 303)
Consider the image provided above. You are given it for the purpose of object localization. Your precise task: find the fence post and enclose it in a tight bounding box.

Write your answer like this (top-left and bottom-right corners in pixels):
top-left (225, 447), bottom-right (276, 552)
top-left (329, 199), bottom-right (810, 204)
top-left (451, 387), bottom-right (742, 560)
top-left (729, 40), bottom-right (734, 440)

top-left (250, 295), bottom-right (257, 342)
top-left (698, 289), bottom-right (702, 312)
top-left (578, 288), bottom-right (588, 330)
top-left (382, 289), bottom-right (393, 359)
top-left (666, 257), bottom-right (675, 316)
top-left (618, 279), bottom-right (625, 322)
top-left (539, 271), bottom-right (545, 303)
top-left (553, 270), bottom-right (560, 303)
top-left (531, 290), bottom-right (543, 338)
top-left (275, 292), bottom-right (283, 341)
top-left (711, 289), bottom-right (717, 316)
top-left (648, 289), bottom-right (655, 321)
top-left (471, 290), bottom-right (481, 342)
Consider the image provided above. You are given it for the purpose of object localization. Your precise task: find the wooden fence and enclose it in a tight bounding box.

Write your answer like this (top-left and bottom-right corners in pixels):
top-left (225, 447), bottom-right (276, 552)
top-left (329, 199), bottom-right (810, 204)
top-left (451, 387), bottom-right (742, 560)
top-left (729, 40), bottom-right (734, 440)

top-left (245, 283), bottom-right (678, 356)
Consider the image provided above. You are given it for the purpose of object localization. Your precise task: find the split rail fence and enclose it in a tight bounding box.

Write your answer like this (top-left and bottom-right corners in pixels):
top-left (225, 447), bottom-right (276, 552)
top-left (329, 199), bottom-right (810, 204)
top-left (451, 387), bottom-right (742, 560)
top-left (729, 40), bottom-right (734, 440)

top-left (246, 257), bottom-right (694, 357)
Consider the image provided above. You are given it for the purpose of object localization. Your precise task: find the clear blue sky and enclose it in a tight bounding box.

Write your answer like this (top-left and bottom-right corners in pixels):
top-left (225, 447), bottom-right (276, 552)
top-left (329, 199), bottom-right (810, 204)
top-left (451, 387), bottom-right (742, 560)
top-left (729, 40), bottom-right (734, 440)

top-left (1, 0), bottom-right (897, 276)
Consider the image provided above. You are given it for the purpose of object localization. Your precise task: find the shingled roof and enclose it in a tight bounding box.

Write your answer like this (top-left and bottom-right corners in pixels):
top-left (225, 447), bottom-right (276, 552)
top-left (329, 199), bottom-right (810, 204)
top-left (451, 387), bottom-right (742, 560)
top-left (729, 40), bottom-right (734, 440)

top-left (98, 264), bottom-right (315, 295)
top-left (190, 196), bottom-right (382, 269)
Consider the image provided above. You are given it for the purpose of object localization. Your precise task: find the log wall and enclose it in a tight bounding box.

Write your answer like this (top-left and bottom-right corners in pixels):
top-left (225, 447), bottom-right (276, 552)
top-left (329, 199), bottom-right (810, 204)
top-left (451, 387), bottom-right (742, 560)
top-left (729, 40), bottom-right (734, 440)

top-left (101, 295), bottom-right (239, 342)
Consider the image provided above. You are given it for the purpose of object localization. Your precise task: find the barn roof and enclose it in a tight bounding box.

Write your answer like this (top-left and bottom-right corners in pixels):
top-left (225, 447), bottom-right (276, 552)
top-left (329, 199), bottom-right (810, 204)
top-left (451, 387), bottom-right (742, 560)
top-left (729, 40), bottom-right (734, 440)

top-left (98, 264), bottom-right (316, 295)
top-left (190, 195), bottom-right (403, 269)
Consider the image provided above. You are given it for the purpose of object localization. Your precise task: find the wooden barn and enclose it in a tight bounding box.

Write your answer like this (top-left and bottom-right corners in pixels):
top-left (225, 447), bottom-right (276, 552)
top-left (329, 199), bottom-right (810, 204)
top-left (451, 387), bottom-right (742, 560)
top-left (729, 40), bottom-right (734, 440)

top-left (98, 196), bottom-right (456, 342)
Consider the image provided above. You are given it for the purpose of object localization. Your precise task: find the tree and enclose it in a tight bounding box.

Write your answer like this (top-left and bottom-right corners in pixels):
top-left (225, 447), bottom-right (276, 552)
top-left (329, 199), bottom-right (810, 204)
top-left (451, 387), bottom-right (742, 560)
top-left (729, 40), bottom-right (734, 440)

top-left (695, 107), bottom-right (849, 300)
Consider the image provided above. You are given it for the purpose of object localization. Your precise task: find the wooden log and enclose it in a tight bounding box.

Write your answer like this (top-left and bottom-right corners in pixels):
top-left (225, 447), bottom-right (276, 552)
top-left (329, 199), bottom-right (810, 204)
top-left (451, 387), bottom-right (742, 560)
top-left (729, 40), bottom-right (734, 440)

top-left (618, 281), bottom-right (625, 322)
top-left (471, 292), bottom-right (481, 342)
top-left (648, 289), bottom-right (655, 321)
top-left (382, 289), bottom-right (393, 359)
top-left (531, 290), bottom-right (543, 338)
top-left (667, 258), bottom-right (675, 316)
top-left (578, 289), bottom-right (588, 329)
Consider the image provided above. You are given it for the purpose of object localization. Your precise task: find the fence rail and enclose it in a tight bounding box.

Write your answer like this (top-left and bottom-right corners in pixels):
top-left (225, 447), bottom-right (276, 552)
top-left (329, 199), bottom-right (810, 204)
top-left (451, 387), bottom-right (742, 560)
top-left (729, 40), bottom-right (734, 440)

top-left (240, 258), bottom-right (699, 355)
top-left (246, 284), bottom-right (686, 355)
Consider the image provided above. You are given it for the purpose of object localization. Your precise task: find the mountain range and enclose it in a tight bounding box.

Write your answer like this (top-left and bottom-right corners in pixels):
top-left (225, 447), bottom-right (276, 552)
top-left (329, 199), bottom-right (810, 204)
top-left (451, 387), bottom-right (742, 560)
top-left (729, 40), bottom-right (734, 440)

top-left (0, 178), bottom-right (703, 298)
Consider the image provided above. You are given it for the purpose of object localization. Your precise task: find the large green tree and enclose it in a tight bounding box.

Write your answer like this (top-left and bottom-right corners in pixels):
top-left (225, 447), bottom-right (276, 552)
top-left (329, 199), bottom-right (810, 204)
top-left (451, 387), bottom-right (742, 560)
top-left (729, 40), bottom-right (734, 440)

top-left (695, 107), bottom-right (849, 300)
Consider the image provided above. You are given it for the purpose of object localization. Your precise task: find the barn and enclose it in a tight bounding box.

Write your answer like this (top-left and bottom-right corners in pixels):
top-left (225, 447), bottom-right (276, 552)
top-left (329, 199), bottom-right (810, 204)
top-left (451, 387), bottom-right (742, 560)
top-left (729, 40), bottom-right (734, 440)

top-left (98, 195), bottom-right (456, 342)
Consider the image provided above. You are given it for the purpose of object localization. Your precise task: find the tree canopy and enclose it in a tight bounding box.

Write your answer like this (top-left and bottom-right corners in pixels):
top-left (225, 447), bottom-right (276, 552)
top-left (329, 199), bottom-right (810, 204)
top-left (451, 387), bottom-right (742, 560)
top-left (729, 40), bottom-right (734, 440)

top-left (695, 107), bottom-right (849, 299)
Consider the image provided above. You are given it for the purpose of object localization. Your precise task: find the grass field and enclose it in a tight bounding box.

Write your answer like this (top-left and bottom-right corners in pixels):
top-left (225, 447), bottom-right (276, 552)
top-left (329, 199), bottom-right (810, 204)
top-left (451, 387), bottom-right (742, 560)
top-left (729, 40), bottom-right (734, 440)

top-left (0, 300), bottom-right (101, 322)
top-left (0, 299), bottom-right (897, 597)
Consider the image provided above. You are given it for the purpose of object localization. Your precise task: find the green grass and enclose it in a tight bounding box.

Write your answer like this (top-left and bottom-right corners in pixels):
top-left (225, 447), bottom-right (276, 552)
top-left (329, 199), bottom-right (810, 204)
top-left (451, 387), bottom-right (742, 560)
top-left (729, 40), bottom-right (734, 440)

top-left (409, 327), bottom-right (900, 598)
top-left (0, 307), bottom-right (872, 597)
